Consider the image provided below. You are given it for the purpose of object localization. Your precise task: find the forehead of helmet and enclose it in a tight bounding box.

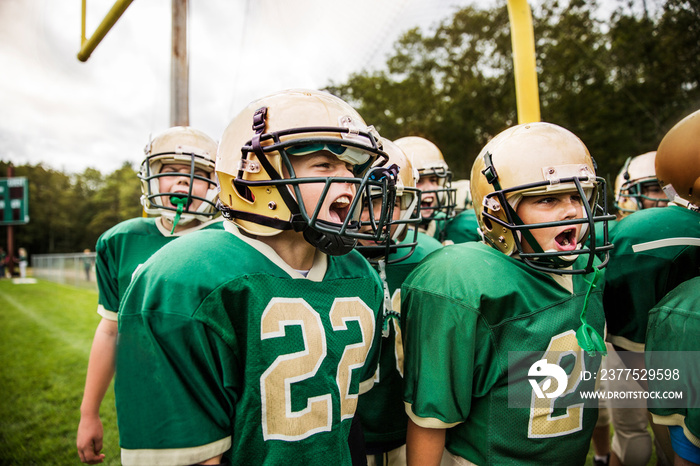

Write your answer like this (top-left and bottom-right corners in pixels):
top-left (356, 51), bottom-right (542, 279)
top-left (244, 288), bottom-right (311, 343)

top-left (656, 110), bottom-right (700, 190)
top-left (473, 122), bottom-right (592, 181)
top-left (148, 127), bottom-right (217, 159)
top-left (217, 89), bottom-right (368, 172)
top-left (394, 136), bottom-right (446, 169)
top-left (380, 139), bottom-right (417, 188)
top-left (625, 151), bottom-right (657, 181)
top-left (453, 178), bottom-right (471, 197)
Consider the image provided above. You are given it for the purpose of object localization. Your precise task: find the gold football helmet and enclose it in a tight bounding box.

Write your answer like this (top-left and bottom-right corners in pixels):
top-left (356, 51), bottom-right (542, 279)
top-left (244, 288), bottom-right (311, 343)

top-left (452, 179), bottom-right (472, 213)
top-left (139, 126), bottom-right (218, 225)
top-left (470, 122), bottom-right (614, 274)
top-left (356, 138), bottom-right (422, 263)
top-left (394, 136), bottom-right (456, 221)
top-left (614, 151), bottom-right (667, 216)
top-left (656, 109), bottom-right (700, 211)
top-left (216, 89), bottom-right (392, 256)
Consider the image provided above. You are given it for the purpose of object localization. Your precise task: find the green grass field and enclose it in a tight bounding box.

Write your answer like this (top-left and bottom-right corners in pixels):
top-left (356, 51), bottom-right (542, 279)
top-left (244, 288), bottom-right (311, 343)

top-left (0, 278), bottom-right (120, 465)
top-left (0, 277), bottom-right (662, 465)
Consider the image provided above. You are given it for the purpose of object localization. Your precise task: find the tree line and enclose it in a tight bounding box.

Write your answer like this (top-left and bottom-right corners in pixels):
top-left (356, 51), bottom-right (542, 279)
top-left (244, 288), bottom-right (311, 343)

top-left (3, 0), bottom-right (698, 258)
top-left (0, 161), bottom-right (142, 256)
top-left (327, 0), bottom-right (699, 182)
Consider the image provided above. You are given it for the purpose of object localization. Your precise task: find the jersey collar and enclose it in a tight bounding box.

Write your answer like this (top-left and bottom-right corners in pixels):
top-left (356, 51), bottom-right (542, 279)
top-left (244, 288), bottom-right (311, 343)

top-left (224, 221), bottom-right (328, 281)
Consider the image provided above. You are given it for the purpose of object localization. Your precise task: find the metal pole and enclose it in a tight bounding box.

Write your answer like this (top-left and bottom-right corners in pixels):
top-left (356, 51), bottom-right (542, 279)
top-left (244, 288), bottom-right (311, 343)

top-left (171, 0), bottom-right (189, 126)
top-left (6, 164), bottom-right (15, 277)
top-left (506, 0), bottom-right (541, 124)
top-left (77, 0), bottom-right (135, 62)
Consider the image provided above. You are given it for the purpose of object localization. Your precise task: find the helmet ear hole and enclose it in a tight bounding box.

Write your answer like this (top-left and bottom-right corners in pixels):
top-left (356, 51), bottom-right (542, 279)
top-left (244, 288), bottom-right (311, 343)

top-left (482, 214), bottom-right (493, 231)
top-left (234, 179), bottom-right (255, 202)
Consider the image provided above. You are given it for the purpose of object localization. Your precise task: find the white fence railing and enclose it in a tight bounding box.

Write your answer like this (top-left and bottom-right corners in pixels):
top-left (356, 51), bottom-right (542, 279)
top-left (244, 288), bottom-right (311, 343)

top-left (32, 252), bottom-right (97, 290)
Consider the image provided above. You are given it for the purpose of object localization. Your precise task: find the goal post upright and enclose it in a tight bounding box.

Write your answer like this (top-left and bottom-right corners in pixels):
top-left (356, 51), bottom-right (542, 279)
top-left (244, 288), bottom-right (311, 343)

top-left (78, 0), bottom-right (135, 62)
top-left (506, 0), bottom-right (541, 124)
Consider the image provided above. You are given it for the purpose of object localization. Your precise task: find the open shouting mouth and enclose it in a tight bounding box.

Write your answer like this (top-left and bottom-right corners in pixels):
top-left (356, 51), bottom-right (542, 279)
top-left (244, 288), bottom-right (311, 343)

top-left (328, 195), bottom-right (352, 224)
top-left (555, 228), bottom-right (578, 251)
top-left (421, 195), bottom-right (435, 210)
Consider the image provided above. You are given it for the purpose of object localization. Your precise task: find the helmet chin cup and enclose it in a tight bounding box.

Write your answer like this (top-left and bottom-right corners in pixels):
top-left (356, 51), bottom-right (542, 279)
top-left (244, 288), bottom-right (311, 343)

top-left (576, 323), bottom-right (607, 357)
top-left (302, 221), bottom-right (357, 256)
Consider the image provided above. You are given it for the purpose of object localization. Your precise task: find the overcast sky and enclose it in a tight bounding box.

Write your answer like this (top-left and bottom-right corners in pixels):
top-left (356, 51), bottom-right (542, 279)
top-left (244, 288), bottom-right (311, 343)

top-left (0, 0), bottom-right (485, 175)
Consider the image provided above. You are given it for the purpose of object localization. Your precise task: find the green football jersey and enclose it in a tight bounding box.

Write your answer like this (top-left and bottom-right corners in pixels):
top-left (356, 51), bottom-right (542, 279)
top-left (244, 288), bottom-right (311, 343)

top-left (402, 242), bottom-right (605, 465)
top-left (604, 205), bottom-right (700, 351)
top-left (95, 216), bottom-right (223, 319)
top-left (645, 276), bottom-right (700, 447)
top-left (115, 224), bottom-right (384, 466)
top-left (357, 232), bottom-right (442, 450)
top-left (442, 209), bottom-right (481, 245)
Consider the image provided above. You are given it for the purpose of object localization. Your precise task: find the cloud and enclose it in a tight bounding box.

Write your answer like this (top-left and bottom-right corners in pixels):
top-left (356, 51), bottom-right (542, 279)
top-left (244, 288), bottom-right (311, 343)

top-left (0, 0), bottom-right (474, 174)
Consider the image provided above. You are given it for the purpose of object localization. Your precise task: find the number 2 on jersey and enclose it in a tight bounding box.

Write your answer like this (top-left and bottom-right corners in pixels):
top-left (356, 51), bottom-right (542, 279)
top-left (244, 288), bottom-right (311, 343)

top-left (528, 330), bottom-right (585, 438)
top-left (260, 297), bottom-right (375, 441)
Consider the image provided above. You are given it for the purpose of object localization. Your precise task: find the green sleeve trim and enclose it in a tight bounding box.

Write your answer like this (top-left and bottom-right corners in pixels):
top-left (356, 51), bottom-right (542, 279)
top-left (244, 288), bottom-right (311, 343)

top-left (121, 436), bottom-right (231, 466)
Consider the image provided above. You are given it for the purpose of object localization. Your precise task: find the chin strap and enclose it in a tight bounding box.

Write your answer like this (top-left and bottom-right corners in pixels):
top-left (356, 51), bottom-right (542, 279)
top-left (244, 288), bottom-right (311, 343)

top-left (169, 196), bottom-right (188, 234)
top-left (301, 220), bottom-right (357, 256)
top-left (575, 267), bottom-right (607, 357)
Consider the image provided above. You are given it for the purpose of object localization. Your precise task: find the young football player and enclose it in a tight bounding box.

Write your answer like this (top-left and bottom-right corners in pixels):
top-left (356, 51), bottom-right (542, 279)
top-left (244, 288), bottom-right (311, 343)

top-left (614, 151), bottom-right (669, 219)
top-left (644, 110), bottom-right (700, 466)
top-left (355, 139), bottom-right (442, 466)
top-left (401, 122), bottom-right (613, 465)
top-left (394, 137), bottom-right (456, 243)
top-left (646, 277), bottom-right (700, 466)
top-left (114, 89), bottom-right (395, 465)
top-left (17, 247), bottom-right (28, 278)
top-left (603, 110), bottom-right (700, 466)
top-left (589, 149), bottom-right (669, 466)
top-left (590, 149), bottom-right (671, 466)
top-left (451, 179), bottom-right (472, 214)
top-left (76, 126), bottom-right (222, 464)
top-left (438, 177), bottom-right (482, 245)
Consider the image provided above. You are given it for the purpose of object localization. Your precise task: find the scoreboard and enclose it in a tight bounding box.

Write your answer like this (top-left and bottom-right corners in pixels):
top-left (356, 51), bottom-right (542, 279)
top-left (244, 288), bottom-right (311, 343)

top-left (0, 177), bottom-right (29, 225)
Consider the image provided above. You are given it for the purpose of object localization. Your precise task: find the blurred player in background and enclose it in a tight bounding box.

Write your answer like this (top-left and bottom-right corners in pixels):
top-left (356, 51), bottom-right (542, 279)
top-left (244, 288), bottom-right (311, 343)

top-left (614, 151), bottom-right (669, 220)
top-left (441, 178), bottom-right (481, 245)
top-left (644, 109), bottom-right (700, 466)
top-left (77, 126), bottom-right (223, 464)
top-left (604, 110), bottom-right (700, 466)
top-left (646, 276), bottom-right (700, 466)
top-left (591, 149), bottom-right (670, 466)
top-left (451, 179), bottom-right (472, 214)
top-left (355, 138), bottom-right (442, 466)
top-left (394, 137), bottom-right (456, 243)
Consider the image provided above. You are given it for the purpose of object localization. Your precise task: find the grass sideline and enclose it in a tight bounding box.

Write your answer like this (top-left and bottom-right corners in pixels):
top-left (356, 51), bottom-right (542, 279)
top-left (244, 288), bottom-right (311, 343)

top-left (0, 278), bottom-right (120, 465)
top-left (0, 278), bottom-right (661, 465)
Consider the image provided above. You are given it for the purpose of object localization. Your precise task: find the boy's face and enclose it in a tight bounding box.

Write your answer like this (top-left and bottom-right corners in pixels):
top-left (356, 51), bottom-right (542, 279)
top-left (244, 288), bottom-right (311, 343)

top-left (640, 182), bottom-right (669, 209)
top-left (288, 151), bottom-right (356, 225)
top-left (417, 174), bottom-right (440, 215)
top-left (515, 192), bottom-right (584, 254)
top-left (357, 196), bottom-right (402, 246)
top-left (158, 163), bottom-right (211, 211)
